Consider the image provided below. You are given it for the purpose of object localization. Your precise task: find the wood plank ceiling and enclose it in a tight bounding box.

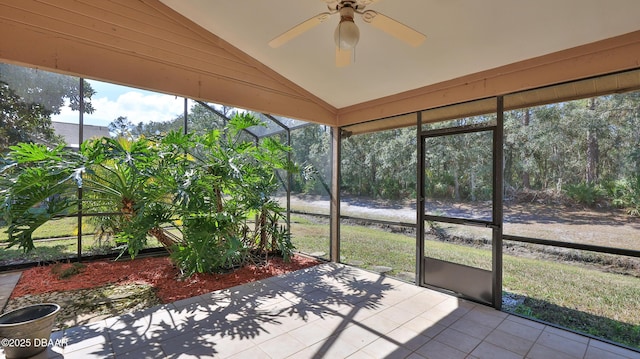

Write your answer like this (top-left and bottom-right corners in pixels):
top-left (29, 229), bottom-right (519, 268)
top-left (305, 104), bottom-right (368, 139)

top-left (1, 0), bottom-right (640, 127)
top-left (0, 0), bottom-right (336, 124)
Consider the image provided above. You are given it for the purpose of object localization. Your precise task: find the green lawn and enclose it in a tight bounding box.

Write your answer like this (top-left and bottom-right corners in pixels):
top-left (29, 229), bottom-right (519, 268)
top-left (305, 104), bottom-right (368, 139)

top-left (291, 217), bottom-right (493, 275)
top-left (290, 215), bottom-right (330, 259)
top-left (0, 217), bottom-right (164, 264)
top-left (290, 215), bottom-right (640, 349)
top-left (0, 217), bottom-right (97, 242)
top-left (0, 234), bottom-right (165, 264)
top-left (0, 236), bottom-right (103, 264)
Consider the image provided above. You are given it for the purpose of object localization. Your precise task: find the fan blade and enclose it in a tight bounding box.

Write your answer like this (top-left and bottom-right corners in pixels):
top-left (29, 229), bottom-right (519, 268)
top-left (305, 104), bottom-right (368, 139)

top-left (269, 12), bottom-right (333, 48)
top-left (336, 47), bottom-right (351, 67)
top-left (357, 0), bottom-right (381, 7)
top-left (361, 10), bottom-right (426, 47)
top-left (321, 0), bottom-right (340, 8)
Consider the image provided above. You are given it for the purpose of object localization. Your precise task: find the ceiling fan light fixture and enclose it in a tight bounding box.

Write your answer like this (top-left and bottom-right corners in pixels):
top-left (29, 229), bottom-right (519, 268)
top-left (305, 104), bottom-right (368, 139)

top-left (269, 0), bottom-right (427, 66)
top-left (334, 6), bottom-right (359, 50)
top-left (334, 20), bottom-right (359, 50)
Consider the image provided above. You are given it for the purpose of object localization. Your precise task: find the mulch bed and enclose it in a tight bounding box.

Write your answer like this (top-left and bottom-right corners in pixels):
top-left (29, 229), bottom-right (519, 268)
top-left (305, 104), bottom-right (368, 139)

top-left (10, 254), bottom-right (320, 304)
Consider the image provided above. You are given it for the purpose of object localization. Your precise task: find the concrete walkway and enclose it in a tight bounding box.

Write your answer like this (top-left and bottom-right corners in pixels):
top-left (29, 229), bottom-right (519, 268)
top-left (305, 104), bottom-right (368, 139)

top-left (0, 272), bottom-right (21, 312)
top-left (1, 263), bottom-right (639, 358)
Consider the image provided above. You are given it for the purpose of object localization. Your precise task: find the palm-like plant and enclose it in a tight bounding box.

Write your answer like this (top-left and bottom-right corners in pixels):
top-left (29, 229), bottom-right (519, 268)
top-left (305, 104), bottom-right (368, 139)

top-left (149, 113), bottom-right (296, 274)
top-left (1, 143), bottom-right (82, 251)
top-left (82, 136), bottom-right (185, 253)
top-left (1, 113), bottom-right (296, 274)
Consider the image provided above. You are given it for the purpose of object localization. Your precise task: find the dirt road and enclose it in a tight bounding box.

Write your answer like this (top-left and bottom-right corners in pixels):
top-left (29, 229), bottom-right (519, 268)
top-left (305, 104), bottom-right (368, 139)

top-left (281, 195), bottom-right (640, 251)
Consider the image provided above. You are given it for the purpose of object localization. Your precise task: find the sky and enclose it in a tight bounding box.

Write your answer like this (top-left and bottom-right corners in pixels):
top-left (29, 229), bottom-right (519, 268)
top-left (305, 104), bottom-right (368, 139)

top-left (48, 78), bottom-right (306, 136)
top-left (52, 80), bottom-right (187, 127)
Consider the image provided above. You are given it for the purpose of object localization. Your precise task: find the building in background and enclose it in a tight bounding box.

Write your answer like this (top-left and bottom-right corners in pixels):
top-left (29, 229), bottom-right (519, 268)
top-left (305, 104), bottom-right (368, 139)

top-left (52, 121), bottom-right (110, 149)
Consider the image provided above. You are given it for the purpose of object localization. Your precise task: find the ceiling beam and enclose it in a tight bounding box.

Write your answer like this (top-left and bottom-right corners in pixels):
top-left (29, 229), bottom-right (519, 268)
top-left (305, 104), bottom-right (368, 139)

top-left (337, 30), bottom-right (640, 126)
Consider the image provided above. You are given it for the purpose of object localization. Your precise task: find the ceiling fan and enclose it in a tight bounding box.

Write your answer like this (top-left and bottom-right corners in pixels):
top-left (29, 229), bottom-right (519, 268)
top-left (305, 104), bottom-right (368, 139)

top-left (268, 0), bottom-right (426, 67)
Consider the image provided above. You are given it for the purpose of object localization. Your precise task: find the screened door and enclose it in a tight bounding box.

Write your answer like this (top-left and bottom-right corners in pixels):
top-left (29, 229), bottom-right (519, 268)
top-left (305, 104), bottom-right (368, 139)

top-left (418, 121), bottom-right (502, 308)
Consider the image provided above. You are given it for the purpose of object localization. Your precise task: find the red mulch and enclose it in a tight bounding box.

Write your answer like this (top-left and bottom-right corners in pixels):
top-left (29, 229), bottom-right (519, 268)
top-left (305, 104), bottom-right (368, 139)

top-left (10, 254), bottom-right (320, 303)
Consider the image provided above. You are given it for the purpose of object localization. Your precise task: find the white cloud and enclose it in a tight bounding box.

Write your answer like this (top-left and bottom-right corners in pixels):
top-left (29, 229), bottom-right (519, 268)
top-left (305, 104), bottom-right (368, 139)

top-left (52, 91), bottom-right (185, 127)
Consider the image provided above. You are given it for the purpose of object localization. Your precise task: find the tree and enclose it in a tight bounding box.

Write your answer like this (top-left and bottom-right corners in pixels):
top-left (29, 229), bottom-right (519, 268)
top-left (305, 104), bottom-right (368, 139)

top-left (0, 64), bottom-right (95, 152)
top-left (108, 116), bottom-right (135, 139)
top-left (291, 125), bottom-right (331, 195)
top-left (501, 92), bottom-right (640, 214)
top-left (342, 131), bottom-right (379, 197)
top-left (187, 102), bottom-right (227, 133)
top-left (521, 109), bottom-right (532, 189)
top-left (132, 117), bottom-right (183, 138)
top-left (0, 81), bottom-right (58, 152)
top-left (112, 102), bottom-right (221, 139)
top-left (585, 98), bottom-right (600, 184)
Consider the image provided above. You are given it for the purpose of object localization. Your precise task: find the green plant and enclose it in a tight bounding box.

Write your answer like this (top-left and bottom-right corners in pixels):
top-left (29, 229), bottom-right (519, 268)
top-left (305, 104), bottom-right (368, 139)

top-left (564, 182), bottom-right (605, 206)
top-left (274, 224), bottom-right (294, 262)
top-left (51, 262), bottom-right (85, 279)
top-left (513, 303), bottom-right (533, 317)
top-left (170, 213), bottom-right (247, 275)
top-left (138, 113), bottom-right (297, 274)
top-left (1, 143), bottom-right (83, 251)
top-left (1, 113), bottom-right (297, 274)
top-left (609, 176), bottom-right (640, 216)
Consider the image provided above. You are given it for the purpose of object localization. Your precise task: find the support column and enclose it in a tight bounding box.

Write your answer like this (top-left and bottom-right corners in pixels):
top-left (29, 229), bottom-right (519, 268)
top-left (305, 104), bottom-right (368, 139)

top-left (493, 96), bottom-right (505, 310)
top-left (77, 78), bottom-right (85, 261)
top-left (286, 128), bottom-right (292, 233)
top-left (183, 97), bottom-right (188, 134)
top-left (416, 112), bottom-right (424, 286)
top-left (330, 126), bottom-right (341, 262)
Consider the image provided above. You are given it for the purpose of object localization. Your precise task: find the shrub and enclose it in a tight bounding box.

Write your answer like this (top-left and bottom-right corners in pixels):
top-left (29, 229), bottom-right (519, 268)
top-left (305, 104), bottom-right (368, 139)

top-left (51, 262), bottom-right (85, 279)
top-left (609, 177), bottom-right (640, 217)
top-left (564, 182), bottom-right (605, 206)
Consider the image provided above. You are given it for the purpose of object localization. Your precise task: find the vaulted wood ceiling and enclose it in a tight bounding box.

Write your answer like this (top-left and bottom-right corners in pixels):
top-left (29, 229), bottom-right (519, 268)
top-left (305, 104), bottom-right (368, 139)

top-left (1, 0), bottom-right (640, 127)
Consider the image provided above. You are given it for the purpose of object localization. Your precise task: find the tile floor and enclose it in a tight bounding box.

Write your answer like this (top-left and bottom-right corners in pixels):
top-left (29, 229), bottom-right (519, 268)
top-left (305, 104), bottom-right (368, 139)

top-left (1, 263), bottom-right (639, 359)
top-left (0, 271), bottom-right (21, 311)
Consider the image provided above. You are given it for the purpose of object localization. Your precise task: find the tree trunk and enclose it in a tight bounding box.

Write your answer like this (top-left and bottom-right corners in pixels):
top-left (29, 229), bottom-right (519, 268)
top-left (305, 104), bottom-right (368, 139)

top-left (215, 187), bottom-right (223, 213)
top-left (504, 148), bottom-right (513, 191)
top-left (258, 209), bottom-right (267, 252)
top-left (586, 129), bottom-right (599, 184)
top-left (121, 197), bottom-right (180, 254)
top-left (370, 157), bottom-right (377, 198)
top-left (522, 109), bottom-right (531, 189)
top-left (148, 227), bottom-right (181, 253)
top-left (470, 171), bottom-right (476, 201)
top-left (585, 98), bottom-right (599, 184)
top-left (453, 165), bottom-right (461, 201)
top-left (121, 198), bottom-right (135, 219)
top-left (270, 217), bottom-right (278, 253)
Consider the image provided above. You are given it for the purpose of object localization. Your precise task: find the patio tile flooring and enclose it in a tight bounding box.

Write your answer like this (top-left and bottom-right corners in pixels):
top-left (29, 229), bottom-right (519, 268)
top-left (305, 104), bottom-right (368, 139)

top-left (3, 263), bottom-right (639, 359)
top-left (0, 272), bottom-right (21, 313)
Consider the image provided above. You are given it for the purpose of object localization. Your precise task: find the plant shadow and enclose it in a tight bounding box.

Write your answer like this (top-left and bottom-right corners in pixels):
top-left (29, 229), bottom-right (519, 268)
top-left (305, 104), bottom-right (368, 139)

top-left (45, 263), bottom-right (393, 357)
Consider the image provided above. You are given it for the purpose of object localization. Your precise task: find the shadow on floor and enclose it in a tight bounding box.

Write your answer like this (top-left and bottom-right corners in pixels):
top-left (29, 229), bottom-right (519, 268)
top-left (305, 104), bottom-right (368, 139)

top-left (53, 263), bottom-right (394, 358)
